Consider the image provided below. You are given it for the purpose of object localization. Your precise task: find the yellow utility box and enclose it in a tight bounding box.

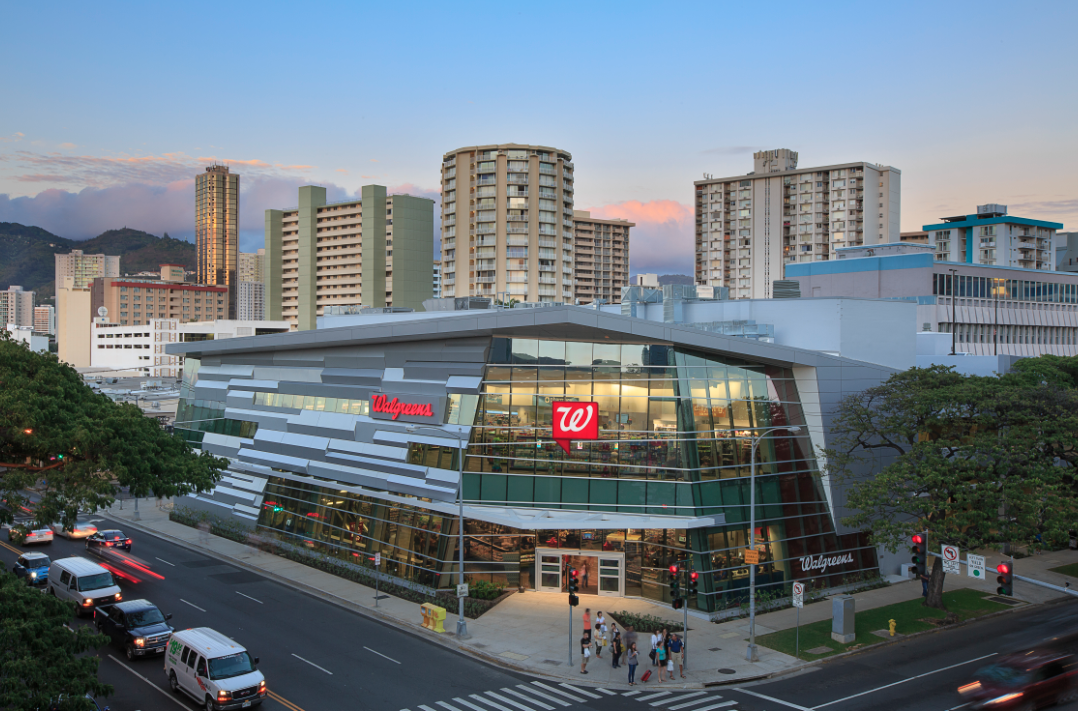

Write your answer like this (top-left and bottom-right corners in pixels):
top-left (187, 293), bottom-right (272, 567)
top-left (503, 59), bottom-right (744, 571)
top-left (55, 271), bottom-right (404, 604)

top-left (421, 603), bottom-right (447, 633)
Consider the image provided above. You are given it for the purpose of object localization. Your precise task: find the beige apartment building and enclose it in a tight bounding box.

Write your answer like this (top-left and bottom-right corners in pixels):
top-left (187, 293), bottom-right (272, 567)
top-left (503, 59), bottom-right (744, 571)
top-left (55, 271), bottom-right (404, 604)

top-left (264, 185), bottom-right (434, 330)
top-left (55, 250), bottom-right (121, 295)
top-left (572, 210), bottom-right (632, 304)
top-left (0, 285), bottom-right (34, 327)
top-left (238, 249), bottom-right (265, 283)
top-left (196, 165), bottom-right (239, 319)
top-left (694, 149), bottom-right (901, 300)
top-left (440, 144), bottom-right (575, 303)
top-left (91, 265), bottom-right (227, 327)
top-left (57, 277), bottom-right (92, 367)
top-left (33, 305), bottom-right (56, 335)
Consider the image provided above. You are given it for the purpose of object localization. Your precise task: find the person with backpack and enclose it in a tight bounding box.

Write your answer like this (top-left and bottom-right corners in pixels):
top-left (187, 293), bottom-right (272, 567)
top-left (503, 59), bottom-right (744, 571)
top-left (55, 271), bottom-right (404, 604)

top-left (627, 642), bottom-right (639, 685)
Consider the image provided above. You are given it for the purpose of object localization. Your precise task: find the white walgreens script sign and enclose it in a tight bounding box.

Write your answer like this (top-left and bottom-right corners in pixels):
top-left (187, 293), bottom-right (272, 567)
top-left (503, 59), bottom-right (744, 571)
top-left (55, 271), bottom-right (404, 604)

top-left (800, 552), bottom-right (854, 573)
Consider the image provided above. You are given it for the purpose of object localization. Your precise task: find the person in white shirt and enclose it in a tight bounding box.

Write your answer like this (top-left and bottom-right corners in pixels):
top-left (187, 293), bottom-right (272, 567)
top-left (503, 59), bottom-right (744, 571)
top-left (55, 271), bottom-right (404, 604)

top-left (650, 631), bottom-right (661, 666)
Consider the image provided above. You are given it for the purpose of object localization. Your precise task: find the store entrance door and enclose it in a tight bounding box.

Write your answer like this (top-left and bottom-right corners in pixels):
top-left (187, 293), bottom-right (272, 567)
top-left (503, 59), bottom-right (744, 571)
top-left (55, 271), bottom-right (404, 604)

top-left (536, 548), bottom-right (623, 597)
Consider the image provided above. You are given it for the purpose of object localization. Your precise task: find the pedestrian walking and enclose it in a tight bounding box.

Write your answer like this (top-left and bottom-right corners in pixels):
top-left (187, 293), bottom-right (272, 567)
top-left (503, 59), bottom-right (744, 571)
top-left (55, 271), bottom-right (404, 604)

top-left (611, 626), bottom-right (622, 668)
top-left (581, 559), bottom-right (590, 588)
top-left (627, 643), bottom-right (639, 685)
top-left (580, 634), bottom-right (591, 675)
top-left (197, 519), bottom-right (211, 545)
top-left (669, 633), bottom-right (685, 679)
top-left (625, 625), bottom-right (638, 654)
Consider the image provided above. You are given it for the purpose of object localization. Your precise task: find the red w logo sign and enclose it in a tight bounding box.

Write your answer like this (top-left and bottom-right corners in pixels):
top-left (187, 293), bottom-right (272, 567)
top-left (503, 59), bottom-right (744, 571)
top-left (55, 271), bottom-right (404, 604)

top-left (552, 401), bottom-right (599, 453)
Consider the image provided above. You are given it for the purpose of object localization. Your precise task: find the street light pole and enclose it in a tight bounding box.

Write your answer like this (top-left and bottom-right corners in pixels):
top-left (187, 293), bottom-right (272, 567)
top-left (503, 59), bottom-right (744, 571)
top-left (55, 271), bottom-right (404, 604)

top-left (408, 425), bottom-right (470, 639)
top-left (746, 425), bottom-right (801, 663)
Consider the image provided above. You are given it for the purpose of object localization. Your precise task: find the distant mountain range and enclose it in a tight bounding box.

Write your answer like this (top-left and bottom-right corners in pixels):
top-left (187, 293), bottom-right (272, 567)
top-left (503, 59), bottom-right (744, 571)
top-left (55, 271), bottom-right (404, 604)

top-left (0, 223), bottom-right (196, 303)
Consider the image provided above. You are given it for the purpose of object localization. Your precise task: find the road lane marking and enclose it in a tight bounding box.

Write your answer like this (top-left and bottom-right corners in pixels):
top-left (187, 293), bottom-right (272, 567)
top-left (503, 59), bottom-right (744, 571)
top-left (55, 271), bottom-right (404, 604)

top-left (180, 599), bottom-right (206, 612)
top-left (106, 654), bottom-right (188, 709)
top-left (436, 701), bottom-right (465, 711)
top-left (363, 646), bottom-right (400, 664)
top-left (684, 703), bottom-right (736, 711)
top-left (530, 683), bottom-right (584, 703)
top-left (419, 706), bottom-right (439, 711)
top-left (653, 691), bottom-right (707, 706)
top-left (500, 688), bottom-right (555, 710)
top-left (597, 688), bottom-right (618, 695)
top-left (487, 690), bottom-right (545, 711)
top-left (291, 653), bottom-right (332, 675)
top-left (514, 685), bottom-right (571, 707)
top-left (811, 653), bottom-right (998, 709)
top-left (269, 689), bottom-right (306, 711)
top-left (236, 591), bottom-right (263, 604)
top-left (738, 690), bottom-right (814, 711)
top-left (155, 557), bottom-right (175, 566)
top-left (449, 697), bottom-right (488, 711)
top-left (469, 693), bottom-right (513, 711)
top-left (667, 695), bottom-right (719, 710)
top-left (637, 692), bottom-right (672, 702)
top-left (0, 539), bottom-right (22, 554)
top-left (558, 683), bottom-right (602, 700)
top-left (623, 690), bottom-right (642, 697)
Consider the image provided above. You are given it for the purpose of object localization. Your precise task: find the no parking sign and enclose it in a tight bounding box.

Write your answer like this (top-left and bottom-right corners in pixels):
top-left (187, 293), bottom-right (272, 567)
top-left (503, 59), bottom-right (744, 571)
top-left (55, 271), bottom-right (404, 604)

top-left (942, 544), bottom-right (961, 575)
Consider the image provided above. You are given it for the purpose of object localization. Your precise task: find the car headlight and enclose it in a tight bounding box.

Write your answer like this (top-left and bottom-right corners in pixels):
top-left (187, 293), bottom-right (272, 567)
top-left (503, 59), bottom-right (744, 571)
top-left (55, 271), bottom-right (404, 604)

top-left (83, 599), bottom-right (93, 606)
top-left (29, 572), bottom-right (36, 579)
top-left (114, 593), bottom-right (122, 600)
top-left (259, 680), bottom-right (266, 693)
top-left (217, 690), bottom-right (232, 700)
top-left (134, 637), bottom-right (145, 648)
top-left (985, 693), bottom-right (1024, 705)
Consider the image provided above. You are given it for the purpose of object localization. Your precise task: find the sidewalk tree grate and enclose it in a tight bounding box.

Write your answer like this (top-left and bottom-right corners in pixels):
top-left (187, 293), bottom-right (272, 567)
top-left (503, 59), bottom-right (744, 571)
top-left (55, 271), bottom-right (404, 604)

top-left (716, 668), bottom-right (735, 674)
top-left (985, 596), bottom-right (1023, 606)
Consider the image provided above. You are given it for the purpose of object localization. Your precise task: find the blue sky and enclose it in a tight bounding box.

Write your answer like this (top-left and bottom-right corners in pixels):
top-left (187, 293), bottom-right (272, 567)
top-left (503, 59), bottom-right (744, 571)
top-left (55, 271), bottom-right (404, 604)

top-left (1, 0), bottom-right (1075, 275)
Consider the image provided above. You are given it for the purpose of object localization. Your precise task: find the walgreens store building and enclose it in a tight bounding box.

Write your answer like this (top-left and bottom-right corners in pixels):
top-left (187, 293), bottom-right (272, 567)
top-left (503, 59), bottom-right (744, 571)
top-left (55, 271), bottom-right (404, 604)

top-left (170, 306), bottom-right (893, 616)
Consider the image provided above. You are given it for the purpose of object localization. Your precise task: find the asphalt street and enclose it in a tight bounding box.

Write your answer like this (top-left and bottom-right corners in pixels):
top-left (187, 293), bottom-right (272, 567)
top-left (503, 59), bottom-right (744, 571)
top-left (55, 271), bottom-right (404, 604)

top-left (3, 515), bottom-right (1077, 711)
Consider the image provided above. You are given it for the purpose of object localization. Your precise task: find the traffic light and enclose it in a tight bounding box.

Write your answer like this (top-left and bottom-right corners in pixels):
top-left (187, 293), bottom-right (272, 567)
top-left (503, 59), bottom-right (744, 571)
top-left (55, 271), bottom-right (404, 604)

top-left (996, 562), bottom-right (1013, 596)
top-left (911, 534), bottom-right (927, 578)
top-left (689, 570), bottom-right (699, 596)
top-left (669, 563), bottom-right (682, 609)
top-left (568, 567), bottom-right (579, 606)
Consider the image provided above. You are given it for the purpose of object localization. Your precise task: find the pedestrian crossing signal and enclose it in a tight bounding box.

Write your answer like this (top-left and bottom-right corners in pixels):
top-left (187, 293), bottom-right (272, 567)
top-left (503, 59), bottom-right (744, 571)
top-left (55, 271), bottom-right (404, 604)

top-left (569, 593), bottom-right (579, 607)
top-left (672, 598), bottom-right (684, 610)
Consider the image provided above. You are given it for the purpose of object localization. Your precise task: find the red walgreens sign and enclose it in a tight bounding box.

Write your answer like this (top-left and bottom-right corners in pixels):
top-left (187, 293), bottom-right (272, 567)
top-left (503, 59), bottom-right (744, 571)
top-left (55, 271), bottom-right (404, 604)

top-left (371, 394), bottom-right (435, 420)
top-left (552, 401), bottom-right (599, 453)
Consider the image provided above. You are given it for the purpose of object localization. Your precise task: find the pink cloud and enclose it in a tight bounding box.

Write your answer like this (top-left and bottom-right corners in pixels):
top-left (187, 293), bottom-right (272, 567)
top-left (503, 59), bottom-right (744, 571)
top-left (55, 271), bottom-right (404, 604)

top-left (584, 199), bottom-right (695, 277)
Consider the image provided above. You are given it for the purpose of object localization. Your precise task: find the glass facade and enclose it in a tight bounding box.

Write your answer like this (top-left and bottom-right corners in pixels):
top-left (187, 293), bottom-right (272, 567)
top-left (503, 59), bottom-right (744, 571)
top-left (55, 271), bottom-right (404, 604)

top-left (175, 337), bottom-right (880, 615)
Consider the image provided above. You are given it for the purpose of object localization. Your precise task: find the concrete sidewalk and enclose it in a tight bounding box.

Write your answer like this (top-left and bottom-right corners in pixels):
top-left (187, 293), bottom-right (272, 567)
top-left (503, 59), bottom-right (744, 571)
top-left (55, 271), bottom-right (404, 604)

top-left (100, 497), bottom-right (1078, 688)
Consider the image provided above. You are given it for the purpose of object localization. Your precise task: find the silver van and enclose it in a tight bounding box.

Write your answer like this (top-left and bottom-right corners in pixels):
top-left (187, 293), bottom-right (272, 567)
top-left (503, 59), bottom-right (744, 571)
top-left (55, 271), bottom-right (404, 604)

top-left (47, 556), bottom-right (122, 616)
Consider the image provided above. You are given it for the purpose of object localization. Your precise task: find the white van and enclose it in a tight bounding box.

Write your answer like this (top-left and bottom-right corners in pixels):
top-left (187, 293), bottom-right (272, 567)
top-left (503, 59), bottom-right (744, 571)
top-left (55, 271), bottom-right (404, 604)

top-left (165, 627), bottom-right (266, 710)
top-left (47, 557), bottom-right (122, 616)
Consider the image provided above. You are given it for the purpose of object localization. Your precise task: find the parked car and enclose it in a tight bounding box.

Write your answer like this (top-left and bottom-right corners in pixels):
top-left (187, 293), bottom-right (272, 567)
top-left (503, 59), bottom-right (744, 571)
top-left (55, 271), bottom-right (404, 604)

top-left (51, 521), bottom-right (98, 539)
top-left (47, 557), bottom-right (122, 617)
top-left (94, 599), bottom-right (173, 661)
top-left (85, 530), bottom-right (132, 553)
top-left (959, 642), bottom-right (1078, 710)
top-left (165, 627), bottom-right (266, 709)
top-left (4, 523), bottom-right (53, 545)
top-left (11, 551), bottom-right (51, 588)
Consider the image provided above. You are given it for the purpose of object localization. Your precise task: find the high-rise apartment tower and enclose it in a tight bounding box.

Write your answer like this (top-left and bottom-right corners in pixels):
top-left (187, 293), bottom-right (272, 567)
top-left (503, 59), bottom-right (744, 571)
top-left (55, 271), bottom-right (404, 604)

top-left (55, 250), bottom-right (120, 295)
top-left (440, 144), bottom-right (575, 303)
top-left (196, 165), bottom-right (239, 319)
top-left (0, 286), bottom-right (34, 327)
top-left (265, 185), bottom-right (434, 330)
top-left (572, 211), bottom-right (632, 304)
top-left (694, 149), bottom-right (901, 299)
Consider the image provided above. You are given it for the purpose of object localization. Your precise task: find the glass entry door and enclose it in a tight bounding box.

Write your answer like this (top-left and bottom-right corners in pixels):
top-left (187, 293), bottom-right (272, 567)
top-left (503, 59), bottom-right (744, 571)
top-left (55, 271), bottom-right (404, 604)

top-left (538, 553), bottom-right (563, 592)
top-left (598, 556), bottom-right (623, 596)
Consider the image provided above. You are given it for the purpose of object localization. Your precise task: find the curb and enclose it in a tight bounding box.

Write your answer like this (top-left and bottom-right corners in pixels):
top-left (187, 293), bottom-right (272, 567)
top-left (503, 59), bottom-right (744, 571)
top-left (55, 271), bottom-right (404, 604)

top-left (103, 512), bottom-right (735, 689)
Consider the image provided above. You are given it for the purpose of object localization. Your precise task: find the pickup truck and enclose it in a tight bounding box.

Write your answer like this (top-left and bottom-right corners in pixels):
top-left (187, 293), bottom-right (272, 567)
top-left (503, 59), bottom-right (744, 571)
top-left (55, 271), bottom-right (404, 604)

top-left (93, 599), bottom-right (173, 661)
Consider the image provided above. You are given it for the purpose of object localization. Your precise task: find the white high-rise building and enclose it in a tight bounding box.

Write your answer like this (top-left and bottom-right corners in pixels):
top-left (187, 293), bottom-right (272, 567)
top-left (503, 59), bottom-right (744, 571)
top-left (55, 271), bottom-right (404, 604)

top-left (432, 260), bottom-right (442, 298)
top-left (694, 149), bottom-right (901, 299)
top-left (925, 204), bottom-right (1063, 271)
top-left (440, 144), bottom-right (575, 303)
top-left (55, 250), bottom-right (120, 294)
top-left (0, 286), bottom-right (34, 327)
top-left (237, 281), bottom-right (265, 321)
top-left (34, 305), bottom-right (56, 335)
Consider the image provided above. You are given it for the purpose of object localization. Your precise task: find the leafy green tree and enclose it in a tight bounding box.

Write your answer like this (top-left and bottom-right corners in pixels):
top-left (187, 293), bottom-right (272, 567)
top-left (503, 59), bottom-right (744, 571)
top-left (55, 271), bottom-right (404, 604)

top-left (0, 330), bottom-right (227, 531)
top-left (0, 572), bottom-right (111, 710)
top-left (825, 364), bottom-right (1078, 609)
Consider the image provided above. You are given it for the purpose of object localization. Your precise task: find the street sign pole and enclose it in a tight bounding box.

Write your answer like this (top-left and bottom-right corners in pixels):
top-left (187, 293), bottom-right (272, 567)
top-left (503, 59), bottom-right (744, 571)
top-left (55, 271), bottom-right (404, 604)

top-left (792, 581), bottom-right (805, 660)
top-left (374, 552), bottom-right (381, 608)
top-left (796, 605), bottom-right (800, 660)
top-left (568, 597), bottom-right (573, 667)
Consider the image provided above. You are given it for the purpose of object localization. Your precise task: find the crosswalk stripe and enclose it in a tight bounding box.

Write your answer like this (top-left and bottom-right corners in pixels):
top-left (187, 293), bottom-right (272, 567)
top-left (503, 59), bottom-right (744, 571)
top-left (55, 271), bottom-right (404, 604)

top-left (470, 693), bottom-right (514, 711)
top-left (419, 706), bottom-right (439, 711)
top-left (437, 702), bottom-right (465, 711)
top-left (530, 683), bottom-right (585, 703)
top-left (514, 685), bottom-right (570, 708)
top-left (637, 692), bottom-right (672, 702)
top-left (488, 690), bottom-right (544, 711)
top-left (684, 702), bottom-right (737, 711)
top-left (558, 683), bottom-right (602, 700)
top-left (451, 698), bottom-right (488, 711)
top-left (500, 688), bottom-right (554, 711)
top-left (653, 691), bottom-right (708, 706)
top-left (623, 690), bottom-right (642, 697)
top-left (597, 689), bottom-right (618, 696)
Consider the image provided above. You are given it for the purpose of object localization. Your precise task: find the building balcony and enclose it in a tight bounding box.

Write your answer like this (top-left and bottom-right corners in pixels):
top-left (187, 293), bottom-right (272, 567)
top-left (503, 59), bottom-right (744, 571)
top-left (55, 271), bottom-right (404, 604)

top-left (507, 226), bottom-right (529, 234)
top-left (507, 176), bottom-right (529, 185)
top-left (507, 215), bottom-right (528, 222)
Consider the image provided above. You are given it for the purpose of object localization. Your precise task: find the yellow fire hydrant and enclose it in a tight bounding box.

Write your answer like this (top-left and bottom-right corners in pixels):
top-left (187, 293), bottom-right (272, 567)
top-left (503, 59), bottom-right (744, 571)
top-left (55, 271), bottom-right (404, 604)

top-left (889, 619), bottom-right (897, 637)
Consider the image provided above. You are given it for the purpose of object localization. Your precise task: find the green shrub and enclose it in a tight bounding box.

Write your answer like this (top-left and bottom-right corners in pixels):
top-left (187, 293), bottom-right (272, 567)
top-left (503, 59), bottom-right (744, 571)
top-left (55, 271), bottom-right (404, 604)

top-left (606, 611), bottom-right (684, 633)
top-left (469, 580), bottom-right (504, 600)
